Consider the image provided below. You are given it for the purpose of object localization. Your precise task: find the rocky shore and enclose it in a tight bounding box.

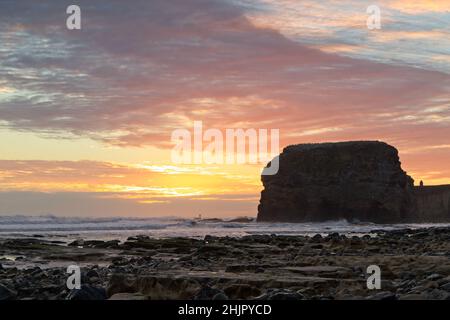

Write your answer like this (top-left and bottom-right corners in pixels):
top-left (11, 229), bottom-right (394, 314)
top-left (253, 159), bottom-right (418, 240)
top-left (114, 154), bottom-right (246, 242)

top-left (1, 227), bottom-right (450, 300)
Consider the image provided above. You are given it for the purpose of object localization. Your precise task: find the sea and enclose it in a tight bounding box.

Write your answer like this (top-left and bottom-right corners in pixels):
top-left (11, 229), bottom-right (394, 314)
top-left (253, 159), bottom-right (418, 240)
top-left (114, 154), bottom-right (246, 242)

top-left (0, 215), bottom-right (449, 243)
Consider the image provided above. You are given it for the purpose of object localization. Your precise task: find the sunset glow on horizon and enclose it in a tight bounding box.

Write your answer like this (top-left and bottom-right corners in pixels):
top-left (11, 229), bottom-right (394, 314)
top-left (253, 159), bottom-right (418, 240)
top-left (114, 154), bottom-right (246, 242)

top-left (0, 0), bottom-right (449, 217)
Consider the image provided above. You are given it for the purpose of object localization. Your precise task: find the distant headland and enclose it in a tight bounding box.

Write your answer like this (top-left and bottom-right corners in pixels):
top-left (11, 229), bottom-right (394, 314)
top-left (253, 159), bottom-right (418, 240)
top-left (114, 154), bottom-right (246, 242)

top-left (257, 141), bottom-right (450, 223)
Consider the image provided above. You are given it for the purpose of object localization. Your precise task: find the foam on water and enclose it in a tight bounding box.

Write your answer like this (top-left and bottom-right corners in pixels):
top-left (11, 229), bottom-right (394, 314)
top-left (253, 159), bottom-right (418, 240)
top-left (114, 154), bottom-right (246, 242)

top-left (0, 215), bottom-right (449, 243)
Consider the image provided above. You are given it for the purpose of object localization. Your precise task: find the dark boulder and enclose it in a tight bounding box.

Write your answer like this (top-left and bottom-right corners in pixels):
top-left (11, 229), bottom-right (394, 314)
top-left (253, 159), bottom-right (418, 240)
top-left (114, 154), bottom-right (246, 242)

top-left (0, 284), bottom-right (17, 300)
top-left (66, 285), bottom-right (107, 300)
top-left (223, 284), bottom-right (261, 299)
top-left (255, 289), bottom-right (304, 300)
top-left (193, 286), bottom-right (227, 300)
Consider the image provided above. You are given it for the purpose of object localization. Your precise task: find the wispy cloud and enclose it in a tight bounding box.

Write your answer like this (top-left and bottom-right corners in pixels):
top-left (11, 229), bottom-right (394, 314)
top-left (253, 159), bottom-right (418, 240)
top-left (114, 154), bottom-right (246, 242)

top-left (0, 0), bottom-right (449, 216)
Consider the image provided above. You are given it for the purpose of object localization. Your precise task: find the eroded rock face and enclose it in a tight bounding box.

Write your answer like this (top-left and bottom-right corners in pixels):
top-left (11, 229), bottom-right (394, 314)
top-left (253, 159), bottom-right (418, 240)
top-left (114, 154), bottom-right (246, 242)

top-left (257, 141), bottom-right (416, 223)
top-left (414, 186), bottom-right (450, 222)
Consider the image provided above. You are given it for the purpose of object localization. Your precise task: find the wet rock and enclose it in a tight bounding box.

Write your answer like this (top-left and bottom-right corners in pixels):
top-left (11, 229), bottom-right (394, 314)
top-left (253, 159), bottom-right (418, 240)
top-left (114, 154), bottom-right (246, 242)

top-left (68, 239), bottom-right (84, 247)
top-left (440, 282), bottom-right (450, 292)
top-left (225, 265), bottom-right (253, 273)
top-left (109, 293), bottom-right (147, 300)
top-left (86, 269), bottom-right (100, 279)
top-left (326, 233), bottom-right (341, 241)
top-left (66, 285), bottom-right (107, 300)
top-left (111, 257), bottom-right (129, 266)
top-left (138, 277), bottom-right (201, 299)
top-left (204, 235), bottom-right (219, 243)
top-left (107, 275), bottom-right (201, 299)
top-left (366, 291), bottom-right (397, 300)
top-left (107, 274), bottom-right (136, 297)
top-left (194, 286), bottom-right (226, 300)
top-left (223, 284), bottom-right (261, 299)
top-left (283, 266), bottom-right (350, 275)
top-left (70, 240), bottom-right (120, 249)
top-left (90, 240), bottom-right (120, 249)
top-left (428, 289), bottom-right (450, 300)
top-left (426, 274), bottom-right (442, 281)
top-left (399, 293), bottom-right (428, 300)
top-left (31, 268), bottom-right (45, 277)
top-left (258, 289), bottom-right (305, 300)
top-left (212, 293), bottom-right (229, 300)
top-left (0, 284), bottom-right (17, 300)
top-left (310, 234), bottom-right (323, 243)
top-left (197, 244), bottom-right (229, 256)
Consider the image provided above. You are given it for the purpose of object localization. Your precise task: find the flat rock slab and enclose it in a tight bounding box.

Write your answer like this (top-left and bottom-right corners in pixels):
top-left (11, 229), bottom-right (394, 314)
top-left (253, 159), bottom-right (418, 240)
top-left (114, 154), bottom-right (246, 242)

top-left (142, 270), bottom-right (355, 287)
top-left (109, 293), bottom-right (148, 300)
top-left (283, 266), bottom-right (350, 274)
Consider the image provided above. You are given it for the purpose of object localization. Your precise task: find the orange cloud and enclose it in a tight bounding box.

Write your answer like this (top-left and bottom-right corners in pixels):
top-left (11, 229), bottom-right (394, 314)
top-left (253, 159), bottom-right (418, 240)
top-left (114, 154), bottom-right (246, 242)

top-left (388, 0), bottom-right (450, 13)
top-left (0, 0), bottom-right (449, 217)
top-left (0, 160), bottom-right (261, 196)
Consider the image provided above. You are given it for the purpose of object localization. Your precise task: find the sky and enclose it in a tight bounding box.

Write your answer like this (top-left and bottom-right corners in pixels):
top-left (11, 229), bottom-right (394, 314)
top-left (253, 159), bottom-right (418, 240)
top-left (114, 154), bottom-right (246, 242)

top-left (0, 0), bottom-right (449, 218)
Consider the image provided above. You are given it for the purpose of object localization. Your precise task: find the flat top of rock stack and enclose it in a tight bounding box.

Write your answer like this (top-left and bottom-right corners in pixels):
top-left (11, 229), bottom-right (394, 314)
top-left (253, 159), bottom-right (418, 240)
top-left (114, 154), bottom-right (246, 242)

top-left (283, 140), bottom-right (395, 152)
top-left (270, 140), bottom-right (404, 183)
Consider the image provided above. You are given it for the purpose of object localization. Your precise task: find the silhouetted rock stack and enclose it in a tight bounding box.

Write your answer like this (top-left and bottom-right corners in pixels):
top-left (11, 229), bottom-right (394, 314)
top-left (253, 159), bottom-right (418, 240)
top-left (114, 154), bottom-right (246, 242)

top-left (257, 141), bottom-right (450, 223)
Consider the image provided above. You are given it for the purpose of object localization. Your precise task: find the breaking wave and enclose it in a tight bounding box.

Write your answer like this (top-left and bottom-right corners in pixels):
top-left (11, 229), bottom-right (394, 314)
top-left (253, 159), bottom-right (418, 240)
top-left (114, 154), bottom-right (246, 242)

top-left (0, 215), bottom-right (448, 242)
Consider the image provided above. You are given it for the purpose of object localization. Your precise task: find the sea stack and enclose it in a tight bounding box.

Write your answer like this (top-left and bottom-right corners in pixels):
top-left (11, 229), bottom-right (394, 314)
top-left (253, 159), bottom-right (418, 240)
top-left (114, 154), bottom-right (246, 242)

top-left (257, 141), bottom-right (450, 223)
